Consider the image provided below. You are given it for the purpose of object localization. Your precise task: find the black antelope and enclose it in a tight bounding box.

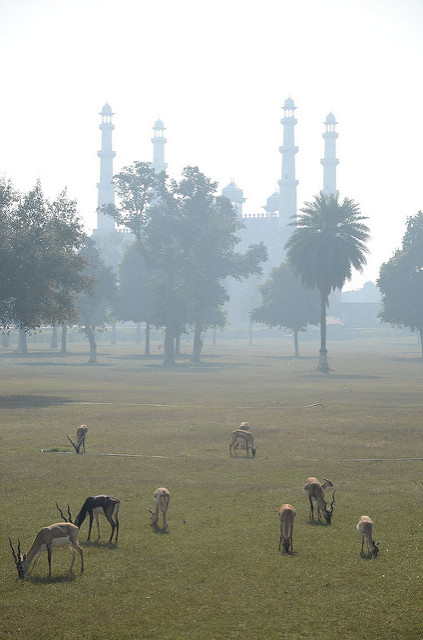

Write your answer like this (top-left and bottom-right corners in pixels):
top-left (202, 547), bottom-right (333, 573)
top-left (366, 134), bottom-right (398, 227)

top-left (303, 477), bottom-right (335, 524)
top-left (67, 425), bottom-right (88, 453)
top-left (9, 523), bottom-right (84, 579)
top-left (148, 487), bottom-right (170, 529)
top-left (229, 429), bottom-right (256, 457)
top-left (74, 495), bottom-right (120, 543)
top-left (278, 504), bottom-right (296, 553)
top-left (357, 516), bottom-right (379, 558)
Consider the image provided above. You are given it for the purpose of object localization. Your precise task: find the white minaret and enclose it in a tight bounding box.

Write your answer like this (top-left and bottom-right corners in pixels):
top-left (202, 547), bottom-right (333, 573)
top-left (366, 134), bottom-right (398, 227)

top-left (321, 112), bottom-right (339, 196)
top-left (278, 97), bottom-right (298, 229)
top-left (151, 119), bottom-right (167, 173)
top-left (96, 103), bottom-right (116, 232)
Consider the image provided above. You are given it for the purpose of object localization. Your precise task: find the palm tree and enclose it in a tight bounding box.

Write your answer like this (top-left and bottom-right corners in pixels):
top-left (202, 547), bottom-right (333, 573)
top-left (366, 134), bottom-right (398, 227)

top-left (285, 194), bottom-right (370, 372)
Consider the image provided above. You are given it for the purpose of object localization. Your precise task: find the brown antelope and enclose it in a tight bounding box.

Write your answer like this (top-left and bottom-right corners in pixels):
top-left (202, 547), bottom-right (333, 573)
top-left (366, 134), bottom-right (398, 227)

top-left (9, 523), bottom-right (84, 579)
top-left (357, 516), bottom-right (379, 558)
top-left (278, 504), bottom-right (296, 553)
top-left (303, 477), bottom-right (335, 524)
top-left (229, 429), bottom-right (256, 457)
top-left (148, 487), bottom-right (170, 529)
top-left (67, 425), bottom-right (88, 453)
top-left (74, 495), bottom-right (120, 542)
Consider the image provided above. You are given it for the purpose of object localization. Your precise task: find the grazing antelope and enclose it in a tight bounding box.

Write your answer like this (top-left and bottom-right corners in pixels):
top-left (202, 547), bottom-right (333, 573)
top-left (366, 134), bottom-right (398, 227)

top-left (67, 425), bottom-right (88, 453)
top-left (278, 504), bottom-right (296, 553)
top-left (357, 516), bottom-right (379, 558)
top-left (229, 429), bottom-right (256, 457)
top-left (235, 421), bottom-right (249, 449)
top-left (149, 487), bottom-right (170, 529)
top-left (303, 477), bottom-right (335, 524)
top-left (74, 495), bottom-right (120, 543)
top-left (9, 523), bottom-right (84, 579)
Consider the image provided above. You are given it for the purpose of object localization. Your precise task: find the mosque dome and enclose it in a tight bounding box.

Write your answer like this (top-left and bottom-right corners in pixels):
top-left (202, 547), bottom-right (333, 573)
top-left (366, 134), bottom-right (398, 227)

top-left (264, 191), bottom-right (279, 213)
top-left (222, 180), bottom-right (244, 202)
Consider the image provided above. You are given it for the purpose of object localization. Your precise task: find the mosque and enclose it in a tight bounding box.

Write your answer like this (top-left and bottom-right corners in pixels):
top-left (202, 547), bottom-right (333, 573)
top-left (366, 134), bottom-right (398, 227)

top-left (94, 98), bottom-right (339, 273)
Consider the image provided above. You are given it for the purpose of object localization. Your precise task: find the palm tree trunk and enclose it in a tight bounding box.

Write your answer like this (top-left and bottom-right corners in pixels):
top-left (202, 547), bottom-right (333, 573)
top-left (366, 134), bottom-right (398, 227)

top-left (318, 292), bottom-right (329, 373)
top-left (293, 329), bottom-right (299, 357)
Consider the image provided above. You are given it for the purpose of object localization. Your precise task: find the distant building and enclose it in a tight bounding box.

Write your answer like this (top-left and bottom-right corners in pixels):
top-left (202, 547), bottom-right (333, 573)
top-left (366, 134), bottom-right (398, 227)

top-left (95, 103), bottom-right (116, 234)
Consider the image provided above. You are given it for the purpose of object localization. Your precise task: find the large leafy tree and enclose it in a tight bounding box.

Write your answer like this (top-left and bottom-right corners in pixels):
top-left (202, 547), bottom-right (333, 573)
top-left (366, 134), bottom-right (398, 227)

top-left (251, 261), bottom-right (320, 356)
top-left (106, 164), bottom-right (267, 365)
top-left (286, 194), bottom-right (369, 372)
top-left (116, 241), bottom-right (158, 355)
top-left (76, 239), bottom-right (117, 363)
top-left (377, 211), bottom-right (423, 357)
top-left (0, 180), bottom-right (88, 339)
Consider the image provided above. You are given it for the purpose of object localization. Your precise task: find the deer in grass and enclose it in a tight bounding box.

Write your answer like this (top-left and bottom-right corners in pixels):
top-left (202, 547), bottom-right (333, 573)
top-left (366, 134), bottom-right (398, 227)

top-left (357, 516), bottom-right (379, 558)
top-left (303, 477), bottom-right (335, 524)
top-left (9, 522), bottom-right (84, 579)
top-left (229, 429), bottom-right (256, 457)
top-left (148, 487), bottom-right (170, 529)
top-left (67, 425), bottom-right (88, 454)
top-left (73, 495), bottom-right (120, 543)
top-left (278, 504), bottom-right (296, 553)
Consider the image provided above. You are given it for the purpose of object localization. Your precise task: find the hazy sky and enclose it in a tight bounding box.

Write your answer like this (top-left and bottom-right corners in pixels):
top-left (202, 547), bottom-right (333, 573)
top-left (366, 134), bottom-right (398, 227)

top-left (1, 0), bottom-right (422, 290)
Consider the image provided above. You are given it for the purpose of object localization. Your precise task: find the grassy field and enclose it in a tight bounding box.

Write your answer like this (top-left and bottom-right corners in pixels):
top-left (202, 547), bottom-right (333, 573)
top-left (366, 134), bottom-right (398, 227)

top-left (1, 335), bottom-right (422, 640)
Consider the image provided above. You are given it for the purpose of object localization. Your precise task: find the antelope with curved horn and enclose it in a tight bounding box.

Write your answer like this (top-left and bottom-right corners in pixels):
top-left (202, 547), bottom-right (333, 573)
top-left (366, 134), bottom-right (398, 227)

top-left (278, 504), bottom-right (295, 553)
top-left (229, 429), bottom-right (256, 457)
top-left (67, 425), bottom-right (88, 454)
top-left (357, 516), bottom-right (379, 558)
top-left (148, 487), bottom-right (170, 529)
top-left (9, 523), bottom-right (84, 579)
top-left (303, 477), bottom-right (335, 524)
top-left (74, 495), bottom-right (120, 543)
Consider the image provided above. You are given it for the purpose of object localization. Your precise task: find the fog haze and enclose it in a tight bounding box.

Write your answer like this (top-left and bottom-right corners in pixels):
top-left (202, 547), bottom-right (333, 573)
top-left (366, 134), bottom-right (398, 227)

top-left (0, 0), bottom-right (422, 290)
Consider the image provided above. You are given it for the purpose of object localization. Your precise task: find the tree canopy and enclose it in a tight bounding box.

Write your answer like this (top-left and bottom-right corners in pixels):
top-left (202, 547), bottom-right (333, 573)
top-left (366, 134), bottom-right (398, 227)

top-left (0, 178), bottom-right (88, 332)
top-left (377, 211), bottom-right (423, 357)
top-left (106, 164), bottom-right (267, 364)
top-left (286, 193), bottom-right (369, 371)
top-left (251, 261), bottom-right (320, 356)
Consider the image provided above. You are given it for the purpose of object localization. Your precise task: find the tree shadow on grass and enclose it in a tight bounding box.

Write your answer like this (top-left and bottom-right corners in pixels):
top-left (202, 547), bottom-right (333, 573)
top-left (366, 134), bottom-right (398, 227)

top-left (0, 395), bottom-right (73, 408)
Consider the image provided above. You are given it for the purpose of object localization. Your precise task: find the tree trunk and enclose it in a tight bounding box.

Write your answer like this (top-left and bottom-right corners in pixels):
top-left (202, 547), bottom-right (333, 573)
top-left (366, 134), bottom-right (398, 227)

top-left (318, 292), bottom-right (329, 373)
top-left (83, 323), bottom-right (97, 364)
top-left (144, 322), bottom-right (151, 356)
top-left (293, 329), bottom-right (299, 357)
top-left (175, 330), bottom-right (181, 357)
top-left (192, 322), bottom-right (202, 362)
top-left (61, 323), bottom-right (67, 355)
top-left (164, 326), bottom-right (175, 365)
top-left (136, 322), bottom-right (142, 345)
top-left (18, 329), bottom-right (28, 355)
top-left (51, 325), bottom-right (58, 349)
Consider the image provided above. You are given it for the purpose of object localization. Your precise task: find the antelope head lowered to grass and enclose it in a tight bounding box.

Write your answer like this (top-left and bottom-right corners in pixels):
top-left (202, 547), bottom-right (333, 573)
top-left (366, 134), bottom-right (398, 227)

top-left (303, 477), bottom-right (335, 524)
top-left (67, 425), bottom-right (88, 454)
top-left (149, 487), bottom-right (170, 529)
top-left (229, 429), bottom-right (256, 458)
top-left (278, 504), bottom-right (296, 553)
top-left (74, 495), bottom-right (120, 543)
top-left (357, 516), bottom-right (379, 558)
top-left (9, 522), bottom-right (84, 579)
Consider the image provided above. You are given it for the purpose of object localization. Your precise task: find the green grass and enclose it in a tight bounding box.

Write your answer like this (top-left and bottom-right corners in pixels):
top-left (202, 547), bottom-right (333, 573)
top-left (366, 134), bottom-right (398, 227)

top-left (1, 336), bottom-right (422, 639)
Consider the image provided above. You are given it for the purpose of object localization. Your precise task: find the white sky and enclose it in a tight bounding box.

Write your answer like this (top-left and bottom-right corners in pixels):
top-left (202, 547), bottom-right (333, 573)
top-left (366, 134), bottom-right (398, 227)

top-left (0, 0), bottom-right (422, 290)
